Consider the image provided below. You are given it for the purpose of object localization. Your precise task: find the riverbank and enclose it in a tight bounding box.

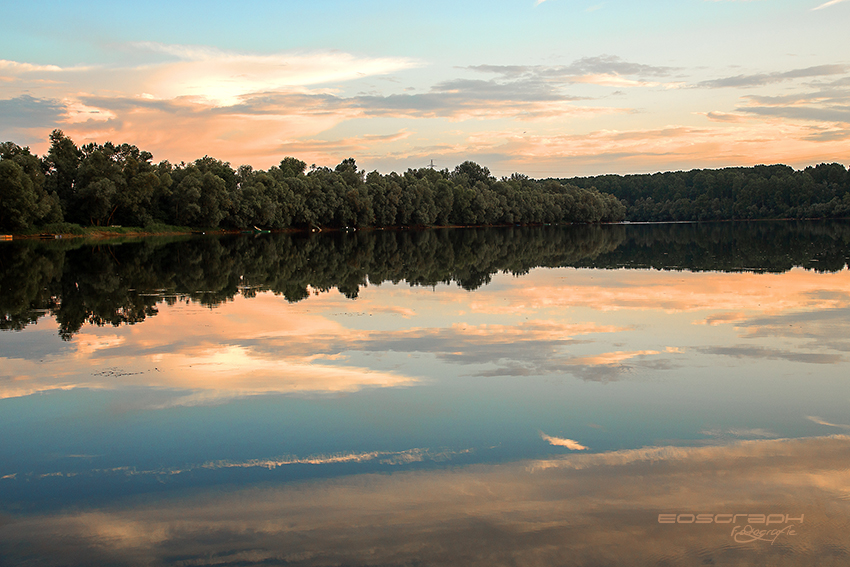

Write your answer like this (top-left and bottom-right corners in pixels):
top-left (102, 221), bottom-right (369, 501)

top-left (3, 223), bottom-right (215, 240)
top-left (2, 221), bottom-right (569, 240)
top-left (5, 216), bottom-right (847, 242)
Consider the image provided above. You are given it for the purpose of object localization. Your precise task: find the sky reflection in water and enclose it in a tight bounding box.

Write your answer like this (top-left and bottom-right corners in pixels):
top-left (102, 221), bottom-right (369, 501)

top-left (1, 224), bottom-right (849, 565)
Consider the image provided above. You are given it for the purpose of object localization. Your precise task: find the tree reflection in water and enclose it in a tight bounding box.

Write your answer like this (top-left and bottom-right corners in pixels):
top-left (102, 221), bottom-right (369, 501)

top-left (3, 220), bottom-right (849, 339)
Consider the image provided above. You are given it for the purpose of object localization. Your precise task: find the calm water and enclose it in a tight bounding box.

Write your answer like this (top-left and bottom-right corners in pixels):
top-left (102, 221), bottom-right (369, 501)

top-left (2, 221), bottom-right (850, 565)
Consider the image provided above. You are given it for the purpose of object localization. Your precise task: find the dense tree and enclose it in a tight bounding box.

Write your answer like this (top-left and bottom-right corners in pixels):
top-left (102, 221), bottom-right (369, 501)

top-left (563, 163), bottom-right (849, 222)
top-left (42, 129), bottom-right (81, 212)
top-left (7, 131), bottom-right (629, 231)
top-left (279, 157), bottom-right (307, 178)
top-left (8, 131), bottom-right (849, 233)
top-left (0, 142), bottom-right (62, 231)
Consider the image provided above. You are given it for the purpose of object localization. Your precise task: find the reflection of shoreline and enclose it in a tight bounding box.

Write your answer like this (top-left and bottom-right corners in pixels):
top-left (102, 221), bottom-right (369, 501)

top-left (0, 447), bottom-right (472, 482)
top-left (1, 435), bottom-right (847, 566)
top-left (3, 220), bottom-right (849, 338)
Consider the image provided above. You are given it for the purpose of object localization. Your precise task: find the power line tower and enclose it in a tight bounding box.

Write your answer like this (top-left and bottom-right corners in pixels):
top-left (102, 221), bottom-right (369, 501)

top-left (427, 159), bottom-right (436, 170)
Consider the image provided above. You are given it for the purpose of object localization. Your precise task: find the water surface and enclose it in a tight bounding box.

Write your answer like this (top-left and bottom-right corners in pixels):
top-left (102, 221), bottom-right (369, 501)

top-left (2, 221), bottom-right (849, 565)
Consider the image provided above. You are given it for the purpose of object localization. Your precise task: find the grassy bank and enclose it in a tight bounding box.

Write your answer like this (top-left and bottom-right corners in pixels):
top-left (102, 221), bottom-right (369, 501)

top-left (5, 222), bottom-right (199, 239)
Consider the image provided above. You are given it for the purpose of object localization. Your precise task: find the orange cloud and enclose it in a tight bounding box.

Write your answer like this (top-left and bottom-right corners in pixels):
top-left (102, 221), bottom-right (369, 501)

top-left (135, 45), bottom-right (419, 106)
top-left (502, 268), bottom-right (850, 315)
top-left (453, 120), bottom-right (850, 175)
top-left (567, 350), bottom-right (660, 366)
top-left (540, 432), bottom-right (589, 450)
top-left (5, 266), bottom-right (847, 400)
top-left (0, 295), bottom-right (417, 402)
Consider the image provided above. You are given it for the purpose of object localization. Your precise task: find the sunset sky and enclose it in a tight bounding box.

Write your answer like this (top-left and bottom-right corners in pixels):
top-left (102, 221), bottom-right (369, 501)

top-left (1, 0), bottom-right (848, 176)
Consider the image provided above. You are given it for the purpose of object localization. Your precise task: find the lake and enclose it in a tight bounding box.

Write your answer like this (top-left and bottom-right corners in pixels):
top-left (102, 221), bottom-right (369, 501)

top-left (2, 221), bottom-right (849, 565)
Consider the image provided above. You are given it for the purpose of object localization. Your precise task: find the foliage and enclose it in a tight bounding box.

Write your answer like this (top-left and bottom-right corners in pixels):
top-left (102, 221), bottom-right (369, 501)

top-left (7, 131), bottom-right (847, 232)
top-left (2, 133), bottom-right (626, 232)
top-left (0, 142), bottom-right (63, 231)
top-left (560, 163), bottom-right (850, 221)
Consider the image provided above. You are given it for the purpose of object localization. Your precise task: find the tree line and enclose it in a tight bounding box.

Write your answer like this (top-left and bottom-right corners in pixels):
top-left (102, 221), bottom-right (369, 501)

top-left (560, 163), bottom-right (850, 221)
top-left (0, 130), bottom-right (625, 232)
top-left (4, 130), bottom-right (848, 232)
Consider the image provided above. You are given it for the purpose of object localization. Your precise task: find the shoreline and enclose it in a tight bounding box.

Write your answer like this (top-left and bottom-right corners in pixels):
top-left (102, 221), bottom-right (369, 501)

top-left (3, 216), bottom-right (848, 242)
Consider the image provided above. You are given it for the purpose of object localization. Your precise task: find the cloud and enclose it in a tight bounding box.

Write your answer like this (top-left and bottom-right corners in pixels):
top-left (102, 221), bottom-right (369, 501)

top-left (19, 46), bottom-right (845, 174)
top-left (0, 95), bottom-right (65, 129)
top-left (470, 56), bottom-right (676, 79)
top-left (0, 348), bottom-right (418, 404)
top-left (530, 434), bottom-right (850, 471)
top-left (137, 45), bottom-right (420, 106)
top-left (0, 297), bottom-right (424, 402)
top-left (697, 64), bottom-right (849, 88)
top-left (57, 93), bottom-right (355, 166)
top-left (1, 45), bottom-right (421, 111)
top-left (702, 111), bottom-right (748, 123)
top-left (813, 0), bottom-right (849, 9)
top-left (4, 435), bottom-right (850, 566)
top-left (388, 115), bottom-right (850, 177)
top-left (697, 312), bottom-right (749, 325)
top-left (198, 56), bottom-right (674, 133)
top-left (728, 77), bottom-right (850, 141)
top-left (3, 42), bottom-right (850, 175)
top-left (0, 280), bottom-right (691, 401)
top-left (0, 95), bottom-right (70, 146)
top-left (739, 105), bottom-right (850, 125)
top-left (701, 428), bottom-right (778, 439)
top-left (732, 307), bottom-right (850, 352)
top-left (272, 131), bottom-right (413, 156)
top-left (2, 283), bottom-right (669, 401)
top-left (431, 77), bottom-right (575, 101)
top-left (0, 59), bottom-right (92, 73)
top-left (9, 51), bottom-right (659, 166)
top-left (540, 432), bottom-right (588, 450)
top-left (421, 126), bottom-right (718, 172)
top-left (467, 57), bottom-right (677, 90)
top-left (0, 45), bottom-right (424, 164)
top-left (567, 350), bottom-right (660, 366)
top-left (697, 345), bottom-right (843, 364)
top-left (803, 129), bottom-right (850, 141)
top-left (741, 80), bottom-right (850, 108)
top-left (512, 268), bottom-right (850, 314)
top-left (28, 43), bottom-right (417, 108)
top-left (807, 416), bottom-right (850, 429)
top-left (348, 319), bottom-right (629, 379)
top-left (220, 77), bottom-right (610, 123)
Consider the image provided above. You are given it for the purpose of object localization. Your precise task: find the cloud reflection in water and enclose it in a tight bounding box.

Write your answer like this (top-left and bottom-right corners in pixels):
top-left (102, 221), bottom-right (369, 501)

top-left (2, 435), bottom-right (848, 566)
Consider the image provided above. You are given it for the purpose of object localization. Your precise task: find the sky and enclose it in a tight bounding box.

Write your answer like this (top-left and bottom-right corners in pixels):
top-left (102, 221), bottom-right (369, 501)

top-left (1, 0), bottom-right (849, 177)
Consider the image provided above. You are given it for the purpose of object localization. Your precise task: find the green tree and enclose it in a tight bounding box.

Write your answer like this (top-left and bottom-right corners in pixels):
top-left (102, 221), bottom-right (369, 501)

top-left (451, 161), bottom-right (492, 188)
top-left (0, 160), bottom-right (41, 231)
top-left (279, 157), bottom-right (307, 178)
top-left (170, 169), bottom-right (203, 226)
top-left (42, 130), bottom-right (81, 212)
top-left (0, 142), bottom-right (62, 231)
